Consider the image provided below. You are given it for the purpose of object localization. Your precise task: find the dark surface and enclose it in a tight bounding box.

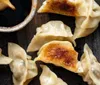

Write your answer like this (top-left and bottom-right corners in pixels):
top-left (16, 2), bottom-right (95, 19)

top-left (0, 0), bottom-right (100, 85)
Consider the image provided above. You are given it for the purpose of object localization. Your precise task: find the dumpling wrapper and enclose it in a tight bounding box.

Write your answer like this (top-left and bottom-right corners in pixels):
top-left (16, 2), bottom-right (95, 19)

top-left (40, 65), bottom-right (68, 85)
top-left (79, 44), bottom-right (100, 85)
top-left (27, 21), bottom-right (75, 52)
top-left (0, 0), bottom-right (15, 10)
top-left (74, 0), bottom-right (100, 39)
top-left (24, 60), bottom-right (38, 85)
top-left (8, 43), bottom-right (37, 85)
top-left (35, 41), bottom-right (82, 73)
top-left (74, 16), bottom-right (100, 39)
top-left (0, 48), bottom-right (12, 64)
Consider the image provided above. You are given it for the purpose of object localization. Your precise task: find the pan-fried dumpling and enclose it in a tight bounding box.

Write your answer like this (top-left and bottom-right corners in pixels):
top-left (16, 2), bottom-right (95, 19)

top-left (38, 0), bottom-right (99, 17)
top-left (27, 21), bottom-right (75, 52)
top-left (40, 65), bottom-right (68, 85)
top-left (0, 48), bottom-right (12, 64)
top-left (8, 43), bottom-right (37, 85)
top-left (38, 0), bottom-right (92, 16)
top-left (74, 0), bottom-right (100, 39)
top-left (0, 0), bottom-right (15, 10)
top-left (35, 41), bottom-right (82, 73)
top-left (79, 44), bottom-right (100, 85)
top-left (38, 0), bottom-right (78, 16)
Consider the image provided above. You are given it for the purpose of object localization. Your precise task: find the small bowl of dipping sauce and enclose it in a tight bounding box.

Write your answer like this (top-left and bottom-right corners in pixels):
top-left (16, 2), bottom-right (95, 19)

top-left (0, 0), bottom-right (37, 32)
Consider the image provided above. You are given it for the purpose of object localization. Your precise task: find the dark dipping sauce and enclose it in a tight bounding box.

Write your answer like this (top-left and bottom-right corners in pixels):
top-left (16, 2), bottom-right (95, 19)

top-left (0, 0), bottom-right (32, 27)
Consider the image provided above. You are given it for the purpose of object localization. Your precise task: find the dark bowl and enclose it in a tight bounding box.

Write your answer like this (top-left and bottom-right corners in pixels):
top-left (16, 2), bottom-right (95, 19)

top-left (0, 0), bottom-right (37, 32)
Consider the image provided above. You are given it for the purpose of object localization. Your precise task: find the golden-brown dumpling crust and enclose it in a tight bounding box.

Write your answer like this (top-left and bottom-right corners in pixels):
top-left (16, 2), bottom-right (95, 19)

top-left (38, 0), bottom-right (78, 16)
top-left (36, 41), bottom-right (78, 73)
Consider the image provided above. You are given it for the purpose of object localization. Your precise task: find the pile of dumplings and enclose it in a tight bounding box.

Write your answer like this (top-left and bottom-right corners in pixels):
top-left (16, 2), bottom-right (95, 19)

top-left (0, 0), bottom-right (100, 85)
top-left (0, 21), bottom-right (100, 85)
